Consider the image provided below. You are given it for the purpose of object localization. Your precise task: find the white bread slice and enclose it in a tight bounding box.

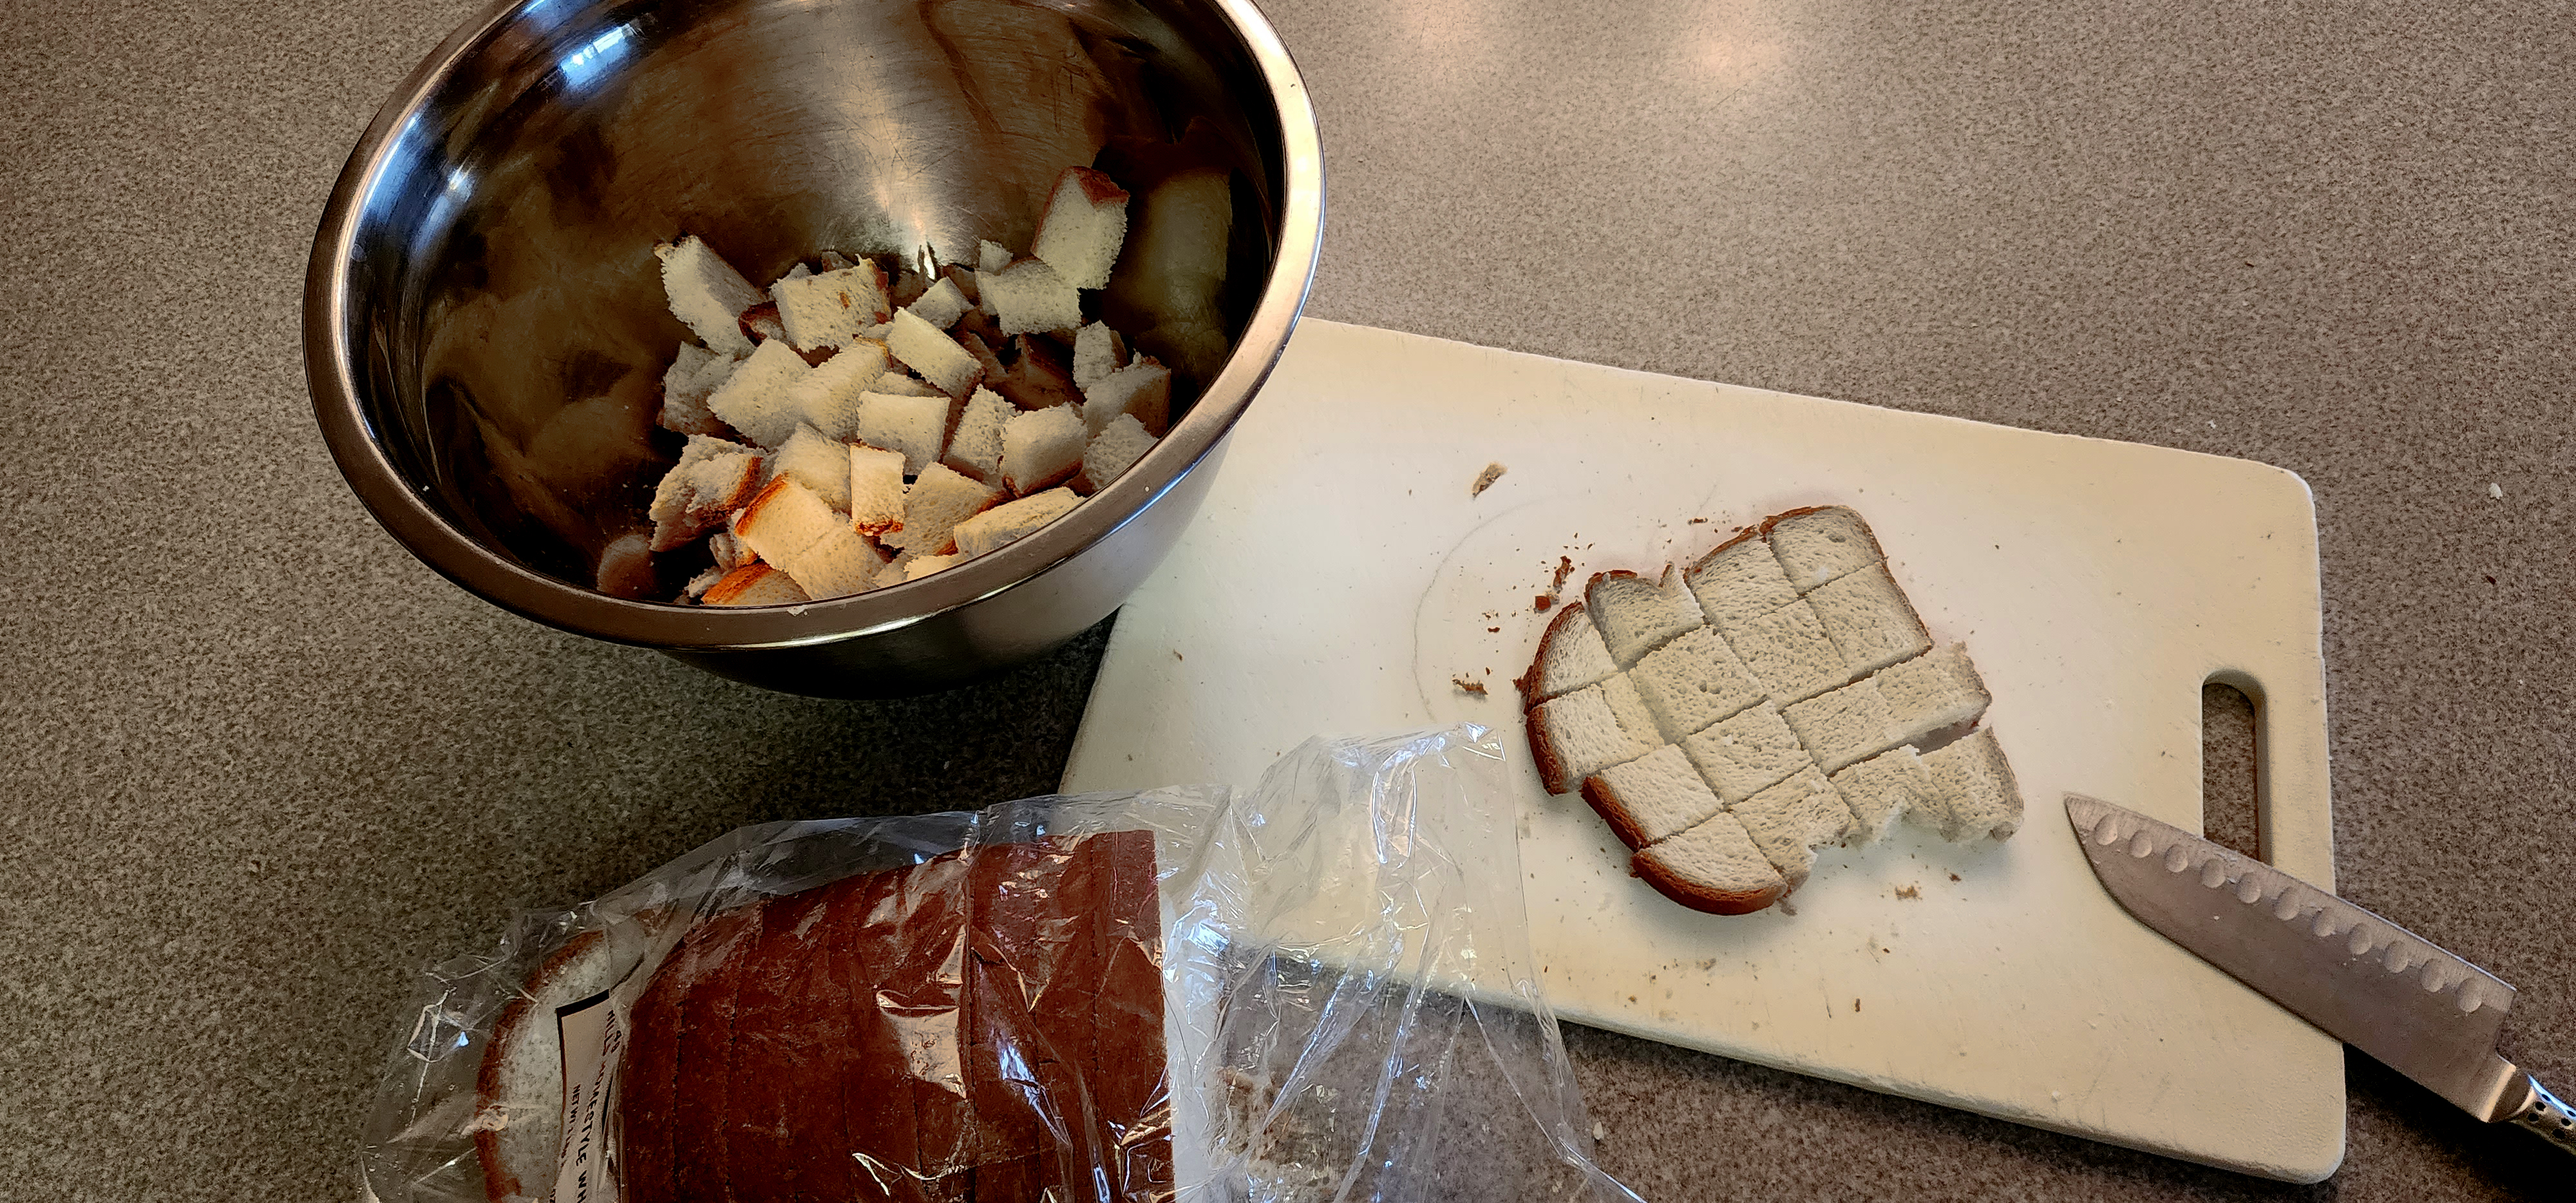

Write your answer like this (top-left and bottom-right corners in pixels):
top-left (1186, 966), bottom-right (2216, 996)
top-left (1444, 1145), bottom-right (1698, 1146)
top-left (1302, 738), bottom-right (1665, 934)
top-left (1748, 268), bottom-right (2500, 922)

top-left (1766, 506), bottom-right (1884, 592)
top-left (905, 276), bottom-right (972, 330)
top-left (851, 390), bottom-right (952, 476)
top-left (1081, 358), bottom-right (1171, 436)
top-left (1831, 746), bottom-right (1937, 843)
top-left (848, 444), bottom-right (906, 537)
top-left (1722, 598), bottom-right (1850, 703)
top-left (999, 404), bottom-right (1087, 495)
top-left (647, 435), bottom-right (764, 552)
top-left (882, 464), bottom-right (1002, 554)
top-left (951, 486), bottom-right (1079, 557)
top-left (1072, 320), bottom-right (1127, 390)
top-left (978, 258), bottom-right (1083, 336)
top-left (1918, 728), bottom-right (2024, 841)
top-left (1685, 530), bottom-right (1800, 632)
top-left (703, 338), bottom-right (814, 448)
top-left (1730, 768), bottom-right (1854, 887)
top-left (768, 424), bottom-right (853, 511)
top-left (1584, 565), bottom-right (1703, 668)
top-left (885, 309), bottom-right (983, 398)
top-left (1031, 166), bottom-right (1131, 289)
top-left (1875, 643), bottom-right (1991, 734)
top-left (1807, 562), bottom-right (1931, 677)
top-left (1581, 744), bottom-right (1725, 849)
top-left (786, 339), bottom-right (891, 440)
top-left (1626, 625), bottom-right (1766, 742)
top-left (867, 372), bottom-right (941, 397)
top-left (942, 387), bottom-right (1014, 484)
top-left (1679, 702), bottom-right (1810, 804)
top-left (771, 261), bottom-right (891, 352)
top-left (728, 475), bottom-right (844, 569)
top-left (659, 343), bottom-right (743, 437)
top-left (655, 235), bottom-right (761, 356)
top-left (1517, 602), bottom-right (1617, 705)
top-left (1631, 811), bottom-right (1788, 916)
top-left (976, 239), bottom-right (1014, 276)
top-left (1075, 412), bottom-right (1155, 493)
top-left (903, 552), bottom-right (961, 582)
top-left (1526, 680), bottom-right (1658, 795)
top-left (770, 525), bottom-right (886, 600)
top-left (702, 562), bottom-right (810, 607)
top-left (1779, 677), bottom-right (1896, 775)
top-left (471, 932), bottom-right (621, 1203)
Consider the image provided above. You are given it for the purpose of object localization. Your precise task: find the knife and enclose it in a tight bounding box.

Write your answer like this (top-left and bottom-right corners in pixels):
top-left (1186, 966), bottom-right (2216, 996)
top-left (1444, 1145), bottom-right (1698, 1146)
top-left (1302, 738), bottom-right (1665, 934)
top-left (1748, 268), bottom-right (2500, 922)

top-left (2063, 794), bottom-right (2576, 1156)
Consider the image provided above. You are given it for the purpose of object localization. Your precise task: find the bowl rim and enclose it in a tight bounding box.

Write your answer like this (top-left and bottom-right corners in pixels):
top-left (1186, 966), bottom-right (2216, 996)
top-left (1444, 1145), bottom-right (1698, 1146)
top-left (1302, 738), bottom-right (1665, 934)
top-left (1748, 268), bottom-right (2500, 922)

top-left (304, 0), bottom-right (1323, 651)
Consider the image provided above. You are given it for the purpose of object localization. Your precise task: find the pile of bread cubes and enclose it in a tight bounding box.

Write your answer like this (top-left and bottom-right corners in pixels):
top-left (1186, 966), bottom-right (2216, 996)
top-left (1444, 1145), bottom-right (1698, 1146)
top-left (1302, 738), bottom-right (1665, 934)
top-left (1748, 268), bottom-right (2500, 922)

top-left (1519, 507), bottom-right (2024, 916)
top-left (645, 167), bottom-right (1173, 606)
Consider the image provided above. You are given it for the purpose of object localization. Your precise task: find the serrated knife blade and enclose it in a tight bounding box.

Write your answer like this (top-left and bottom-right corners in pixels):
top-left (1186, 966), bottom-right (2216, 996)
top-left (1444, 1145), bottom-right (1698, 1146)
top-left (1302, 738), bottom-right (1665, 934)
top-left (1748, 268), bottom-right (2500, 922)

top-left (2064, 794), bottom-right (2575, 1155)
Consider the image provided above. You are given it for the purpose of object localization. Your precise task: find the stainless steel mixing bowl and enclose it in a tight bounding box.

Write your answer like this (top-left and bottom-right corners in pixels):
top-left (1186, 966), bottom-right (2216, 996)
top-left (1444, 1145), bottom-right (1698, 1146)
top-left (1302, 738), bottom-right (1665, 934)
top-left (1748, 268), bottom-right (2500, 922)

top-left (306, 0), bottom-right (1320, 697)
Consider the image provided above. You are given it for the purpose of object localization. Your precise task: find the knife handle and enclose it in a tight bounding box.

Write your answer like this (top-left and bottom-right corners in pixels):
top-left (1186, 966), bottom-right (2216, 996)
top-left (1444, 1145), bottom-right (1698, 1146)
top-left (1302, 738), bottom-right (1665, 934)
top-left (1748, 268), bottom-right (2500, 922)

top-left (2506, 1073), bottom-right (2576, 1156)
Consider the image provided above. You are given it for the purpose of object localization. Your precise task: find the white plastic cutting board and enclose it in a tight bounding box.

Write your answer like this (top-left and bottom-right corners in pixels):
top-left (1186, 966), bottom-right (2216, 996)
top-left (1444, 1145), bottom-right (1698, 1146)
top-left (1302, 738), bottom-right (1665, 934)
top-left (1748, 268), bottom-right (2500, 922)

top-left (1060, 320), bottom-right (2343, 1182)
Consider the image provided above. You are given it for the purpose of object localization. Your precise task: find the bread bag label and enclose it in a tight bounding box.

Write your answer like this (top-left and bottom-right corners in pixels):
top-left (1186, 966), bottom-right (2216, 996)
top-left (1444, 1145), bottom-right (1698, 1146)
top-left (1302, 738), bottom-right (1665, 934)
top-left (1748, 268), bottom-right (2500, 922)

top-left (551, 990), bottom-right (625, 1203)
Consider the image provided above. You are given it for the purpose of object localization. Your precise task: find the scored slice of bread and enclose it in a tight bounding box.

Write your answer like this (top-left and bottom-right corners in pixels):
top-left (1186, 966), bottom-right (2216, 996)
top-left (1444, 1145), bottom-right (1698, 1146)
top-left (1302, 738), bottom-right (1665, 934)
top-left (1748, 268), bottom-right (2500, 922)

top-left (1779, 676), bottom-right (1897, 775)
top-left (1584, 565), bottom-right (1703, 668)
top-left (1631, 811), bottom-right (1789, 916)
top-left (851, 390), bottom-right (952, 477)
top-left (1683, 529), bottom-right (1799, 632)
top-left (1071, 320), bottom-right (1127, 390)
top-left (647, 435), bottom-right (764, 553)
top-left (848, 444), bottom-right (906, 538)
top-left (1526, 679), bottom-right (1659, 795)
top-left (1765, 506), bottom-right (1884, 592)
top-left (882, 464), bottom-right (1003, 554)
top-left (473, 931), bottom-right (622, 1203)
top-left (659, 343), bottom-right (743, 437)
top-left (1626, 625), bottom-right (1766, 743)
top-left (1730, 768), bottom-right (1855, 887)
top-left (1806, 562), bottom-right (1931, 677)
top-left (1081, 358), bottom-right (1171, 437)
top-left (905, 277), bottom-right (972, 330)
top-left (1918, 727), bottom-right (2024, 841)
top-left (786, 338), bottom-right (891, 440)
top-left (978, 258), bottom-right (1084, 337)
top-left (1075, 412), bottom-right (1155, 494)
top-left (1720, 598), bottom-right (1851, 703)
top-left (1031, 166), bottom-right (1132, 290)
top-left (1678, 702), bottom-right (1812, 805)
top-left (884, 309), bottom-right (984, 399)
top-left (771, 261), bottom-right (891, 352)
top-left (999, 404), bottom-right (1087, 496)
top-left (703, 339), bottom-right (815, 449)
top-left (655, 235), bottom-right (762, 356)
top-left (702, 562), bottom-right (810, 607)
top-left (1874, 643), bottom-right (1991, 734)
top-left (1517, 602), bottom-right (1618, 706)
top-left (951, 487), bottom-right (1081, 557)
top-left (1830, 745), bottom-right (1938, 843)
top-left (1581, 744), bottom-right (1725, 850)
top-left (942, 387), bottom-right (1014, 485)
top-left (768, 424), bottom-right (853, 511)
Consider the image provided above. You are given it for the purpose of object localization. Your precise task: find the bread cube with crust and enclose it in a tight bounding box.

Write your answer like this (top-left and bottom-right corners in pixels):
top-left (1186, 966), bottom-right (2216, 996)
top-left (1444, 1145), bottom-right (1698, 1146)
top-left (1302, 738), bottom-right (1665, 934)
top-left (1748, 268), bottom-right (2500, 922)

top-left (1808, 562), bottom-right (1931, 677)
top-left (1679, 702), bottom-right (1810, 804)
top-left (951, 487), bottom-right (1079, 557)
top-left (1685, 530), bottom-right (1799, 632)
top-left (659, 343), bottom-right (743, 437)
top-left (1722, 598), bottom-right (1850, 703)
top-left (728, 476), bottom-right (842, 569)
top-left (1518, 602), bottom-right (1618, 705)
top-left (655, 235), bottom-right (762, 356)
top-left (1032, 167), bottom-right (1130, 289)
top-left (1918, 728), bottom-right (2023, 841)
top-left (1081, 359), bottom-right (1171, 437)
top-left (905, 277), bottom-right (972, 330)
top-left (1831, 746), bottom-right (1937, 843)
top-left (1000, 405), bottom-right (1086, 495)
top-left (771, 261), bottom-right (891, 352)
top-left (902, 553), bottom-right (961, 582)
top-left (1582, 744), bottom-right (1726, 850)
top-left (1730, 768), bottom-right (1853, 887)
top-left (1875, 643), bottom-right (1991, 734)
top-left (978, 258), bottom-right (1083, 336)
top-left (1627, 625), bottom-right (1766, 741)
top-left (703, 339), bottom-right (813, 448)
top-left (883, 464), bottom-right (1002, 554)
top-left (786, 339), bottom-right (890, 440)
top-left (1767, 506), bottom-right (1884, 592)
top-left (647, 435), bottom-right (764, 552)
top-left (1632, 812), bottom-right (1788, 915)
top-left (985, 334), bottom-right (1084, 412)
top-left (702, 562), bottom-right (808, 607)
top-left (885, 309), bottom-right (984, 398)
top-left (848, 444), bottom-right (906, 538)
top-left (866, 372), bottom-right (940, 397)
top-left (1526, 679), bottom-right (1659, 795)
top-left (851, 391), bottom-right (951, 477)
top-left (1075, 412), bottom-right (1155, 493)
top-left (1585, 565), bottom-right (1702, 668)
top-left (772, 526), bottom-right (886, 600)
top-left (976, 240), bottom-right (1014, 276)
top-left (942, 387), bottom-right (1014, 485)
top-left (1072, 321), bottom-right (1126, 390)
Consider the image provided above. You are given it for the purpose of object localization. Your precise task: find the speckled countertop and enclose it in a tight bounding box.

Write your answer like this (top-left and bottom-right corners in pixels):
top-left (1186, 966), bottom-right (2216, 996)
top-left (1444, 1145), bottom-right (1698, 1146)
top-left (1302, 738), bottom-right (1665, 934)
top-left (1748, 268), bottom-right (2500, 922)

top-left (1, 0), bottom-right (2568, 1198)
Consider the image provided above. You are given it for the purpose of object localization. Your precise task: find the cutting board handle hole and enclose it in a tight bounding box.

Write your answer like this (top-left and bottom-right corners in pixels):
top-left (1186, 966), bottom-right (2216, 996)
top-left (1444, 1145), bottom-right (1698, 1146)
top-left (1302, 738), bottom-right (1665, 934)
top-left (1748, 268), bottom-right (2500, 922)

top-left (2201, 676), bottom-right (2264, 862)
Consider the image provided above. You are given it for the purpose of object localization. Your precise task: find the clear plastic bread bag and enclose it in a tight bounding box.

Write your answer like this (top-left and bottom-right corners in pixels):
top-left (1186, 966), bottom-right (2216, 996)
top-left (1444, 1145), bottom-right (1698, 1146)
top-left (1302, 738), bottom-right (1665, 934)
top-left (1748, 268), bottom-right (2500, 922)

top-left (360, 725), bottom-right (1642, 1203)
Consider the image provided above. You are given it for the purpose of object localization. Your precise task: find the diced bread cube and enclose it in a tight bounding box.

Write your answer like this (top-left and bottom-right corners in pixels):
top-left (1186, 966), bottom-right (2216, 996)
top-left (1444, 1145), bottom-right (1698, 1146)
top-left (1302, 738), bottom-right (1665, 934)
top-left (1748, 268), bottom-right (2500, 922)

top-left (940, 264), bottom-right (979, 305)
top-left (1730, 768), bottom-right (1853, 887)
top-left (1722, 599), bottom-right (1850, 703)
top-left (999, 404), bottom-right (1087, 495)
top-left (1075, 412), bottom-right (1155, 493)
top-left (1679, 702), bottom-right (1810, 805)
top-left (978, 258), bottom-right (1083, 336)
top-left (1582, 744), bottom-right (1725, 850)
top-left (851, 391), bottom-right (952, 477)
top-left (701, 562), bottom-right (809, 607)
top-left (885, 309), bottom-right (984, 398)
top-left (1768, 506), bottom-right (1884, 592)
top-left (951, 486), bottom-right (1080, 557)
top-left (976, 334), bottom-right (1082, 412)
top-left (1526, 680), bottom-right (1659, 795)
top-left (728, 476), bottom-right (844, 569)
top-left (1875, 643), bottom-right (1991, 734)
top-left (767, 424), bottom-right (854, 511)
top-left (1627, 625), bottom-right (1766, 741)
top-left (707, 529), bottom-right (753, 571)
top-left (1585, 566), bottom-right (1703, 668)
top-left (702, 338), bottom-right (813, 448)
top-left (1831, 746), bottom-right (1937, 843)
top-left (976, 240), bottom-right (1014, 275)
top-left (1519, 602), bottom-right (1618, 705)
top-left (771, 262), bottom-right (891, 352)
top-left (681, 564), bottom-right (728, 601)
top-left (770, 525), bottom-right (886, 600)
top-left (867, 373), bottom-right (941, 397)
top-left (1780, 677), bottom-right (1897, 775)
top-left (647, 435), bottom-right (765, 552)
top-left (1918, 728), bottom-right (2023, 841)
top-left (1685, 531), bottom-right (1800, 632)
top-left (1808, 562), bottom-right (1931, 677)
top-left (883, 464), bottom-right (1003, 554)
top-left (906, 277), bottom-right (972, 330)
top-left (655, 235), bottom-right (762, 356)
top-left (848, 444), bottom-right (907, 537)
top-left (902, 553), bottom-right (961, 582)
top-left (1031, 166), bottom-right (1131, 290)
top-left (1631, 811), bottom-right (1789, 916)
top-left (942, 387), bottom-right (1014, 484)
top-left (1072, 321), bottom-right (1127, 390)
top-left (786, 339), bottom-right (891, 440)
top-left (1081, 359), bottom-right (1171, 437)
top-left (659, 343), bottom-right (743, 437)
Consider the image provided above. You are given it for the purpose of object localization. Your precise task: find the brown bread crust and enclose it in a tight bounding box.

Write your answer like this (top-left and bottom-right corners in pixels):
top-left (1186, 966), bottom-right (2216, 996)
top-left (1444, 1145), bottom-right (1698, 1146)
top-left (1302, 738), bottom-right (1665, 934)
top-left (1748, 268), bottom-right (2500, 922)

top-left (1630, 846), bottom-right (1787, 916)
top-left (1578, 775), bottom-right (1653, 851)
